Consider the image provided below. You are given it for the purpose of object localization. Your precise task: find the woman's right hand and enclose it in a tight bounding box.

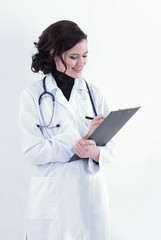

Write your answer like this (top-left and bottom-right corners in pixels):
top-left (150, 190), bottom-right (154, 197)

top-left (83, 114), bottom-right (105, 140)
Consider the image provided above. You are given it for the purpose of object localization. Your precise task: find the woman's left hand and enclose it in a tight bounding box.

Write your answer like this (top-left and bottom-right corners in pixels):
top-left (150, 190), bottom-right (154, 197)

top-left (74, 138), bottom-right (100, 162)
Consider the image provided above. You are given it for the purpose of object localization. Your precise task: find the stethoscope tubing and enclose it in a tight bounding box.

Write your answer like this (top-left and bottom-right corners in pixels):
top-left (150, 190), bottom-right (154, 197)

top-left (38, 77), bottom-right (55, 105)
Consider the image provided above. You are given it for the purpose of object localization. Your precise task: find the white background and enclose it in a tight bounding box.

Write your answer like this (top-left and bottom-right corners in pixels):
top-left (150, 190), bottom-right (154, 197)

top-left (0, 0), bottom-right (161, 239)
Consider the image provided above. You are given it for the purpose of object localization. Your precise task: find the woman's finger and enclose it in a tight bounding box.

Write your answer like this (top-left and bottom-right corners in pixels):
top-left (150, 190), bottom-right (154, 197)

top-left (93, 114), bottom-right (105, 121)
top-left (84, 139), bottom-right (95, 146)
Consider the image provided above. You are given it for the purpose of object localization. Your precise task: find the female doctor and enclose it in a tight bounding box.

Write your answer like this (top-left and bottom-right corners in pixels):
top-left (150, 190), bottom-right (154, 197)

top-left (19, 20), bottom-right (115, 240)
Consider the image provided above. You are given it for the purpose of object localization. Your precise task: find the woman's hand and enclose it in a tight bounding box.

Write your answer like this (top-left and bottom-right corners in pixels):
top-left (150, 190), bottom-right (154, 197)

top-left (74, 114), bottom-right (105, 162)
top-left (74, 138), bottom-right (100, 162)
top-left (84, 114), bottom-right (105, 139)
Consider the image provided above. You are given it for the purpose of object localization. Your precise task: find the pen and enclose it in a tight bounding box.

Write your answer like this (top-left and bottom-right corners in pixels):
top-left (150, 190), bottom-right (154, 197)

top-left (85, 116), bottom-right (94, 120)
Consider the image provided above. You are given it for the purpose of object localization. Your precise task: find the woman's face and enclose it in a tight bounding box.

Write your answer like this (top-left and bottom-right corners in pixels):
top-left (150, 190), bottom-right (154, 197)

top-left (54, 39), bottom-right (88, 78)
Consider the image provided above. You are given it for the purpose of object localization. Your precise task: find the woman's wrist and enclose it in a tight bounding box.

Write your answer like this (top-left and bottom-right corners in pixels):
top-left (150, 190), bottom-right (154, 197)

top-left (91, 147), bottom-right (100, 162)
top-left (83, 133), bottom-right (90, 140)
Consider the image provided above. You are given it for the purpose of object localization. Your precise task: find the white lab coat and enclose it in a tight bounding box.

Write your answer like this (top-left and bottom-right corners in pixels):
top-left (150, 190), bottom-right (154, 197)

top-left (19, 73), bottom-right (115, 240)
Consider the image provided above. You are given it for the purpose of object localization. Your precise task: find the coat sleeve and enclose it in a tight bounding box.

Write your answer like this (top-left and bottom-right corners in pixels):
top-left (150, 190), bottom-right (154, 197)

top-left (19, 90), bottom-right (81, 165)
top-left (87, 84), bottom-right (116, 174)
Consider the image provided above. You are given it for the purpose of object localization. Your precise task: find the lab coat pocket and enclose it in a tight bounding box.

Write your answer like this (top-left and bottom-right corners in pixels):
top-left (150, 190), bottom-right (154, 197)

top-left (27, 177), bottom-right (58, 219)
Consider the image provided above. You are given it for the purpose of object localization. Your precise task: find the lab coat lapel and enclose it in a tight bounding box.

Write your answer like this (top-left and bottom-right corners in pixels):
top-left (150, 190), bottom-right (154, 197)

top-left (69, 78), bottom-right (88, 108)
top-left (45, 73), bottom-right (72, 112)
top-left (55, 88), bottom-right (74, 114)
top-left (45, 74), bottom-right (88, 116)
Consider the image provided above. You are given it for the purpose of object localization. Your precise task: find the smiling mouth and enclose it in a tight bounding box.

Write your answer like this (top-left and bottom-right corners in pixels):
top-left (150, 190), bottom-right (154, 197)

top-left (72, 68), bottom-right (82, 72)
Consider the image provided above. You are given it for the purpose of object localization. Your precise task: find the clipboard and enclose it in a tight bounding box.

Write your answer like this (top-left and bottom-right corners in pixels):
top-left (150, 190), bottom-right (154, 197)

top-left (69, 106), bottom-right (141, 162)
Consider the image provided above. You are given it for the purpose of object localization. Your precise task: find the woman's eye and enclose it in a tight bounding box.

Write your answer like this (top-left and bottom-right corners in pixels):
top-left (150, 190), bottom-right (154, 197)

top-left (70, 56), bottom-right (77, 60)
top-left (70, 54), bottom-right (87, 60)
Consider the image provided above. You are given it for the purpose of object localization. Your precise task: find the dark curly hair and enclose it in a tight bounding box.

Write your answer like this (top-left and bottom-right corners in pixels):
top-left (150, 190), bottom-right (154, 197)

top-left (31, 20), bottom-right (87, 75)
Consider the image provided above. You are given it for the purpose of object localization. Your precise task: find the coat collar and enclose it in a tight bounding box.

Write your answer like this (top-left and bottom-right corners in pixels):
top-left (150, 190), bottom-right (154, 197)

top-left (45, 73), bottom-right (88, 93)
top-left (44, 73), bottom-right (88, 113)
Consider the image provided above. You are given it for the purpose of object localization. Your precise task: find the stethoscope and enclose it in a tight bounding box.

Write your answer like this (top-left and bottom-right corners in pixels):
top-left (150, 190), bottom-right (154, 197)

top-left (37, 76), bottom-right (97, 129)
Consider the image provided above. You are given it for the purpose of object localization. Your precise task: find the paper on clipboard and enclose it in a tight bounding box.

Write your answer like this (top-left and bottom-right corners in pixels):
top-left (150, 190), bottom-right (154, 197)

top-left (69, 106), bottom-right (141, 162)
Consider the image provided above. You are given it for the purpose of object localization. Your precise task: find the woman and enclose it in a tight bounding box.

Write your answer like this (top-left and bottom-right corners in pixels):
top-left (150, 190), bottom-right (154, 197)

top-left (19, 20), bottom-right (115, 240)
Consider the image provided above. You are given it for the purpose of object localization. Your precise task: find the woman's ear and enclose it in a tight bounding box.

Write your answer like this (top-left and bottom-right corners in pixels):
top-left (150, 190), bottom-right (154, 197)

top-left (50, 49), bottom-right (54, 56)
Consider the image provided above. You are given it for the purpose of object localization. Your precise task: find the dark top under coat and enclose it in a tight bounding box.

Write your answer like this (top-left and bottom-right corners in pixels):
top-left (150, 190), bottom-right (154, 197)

top-left (52, 70), bottom-right (74, 101)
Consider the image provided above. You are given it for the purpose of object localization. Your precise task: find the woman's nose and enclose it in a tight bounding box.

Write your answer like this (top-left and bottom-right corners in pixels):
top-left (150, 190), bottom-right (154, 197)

top-left (77, 57), bottom-right (85, 65)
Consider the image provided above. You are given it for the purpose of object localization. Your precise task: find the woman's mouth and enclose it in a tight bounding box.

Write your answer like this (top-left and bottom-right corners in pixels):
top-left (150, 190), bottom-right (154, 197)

top-left (72, 68), bottom-right (82, 73)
